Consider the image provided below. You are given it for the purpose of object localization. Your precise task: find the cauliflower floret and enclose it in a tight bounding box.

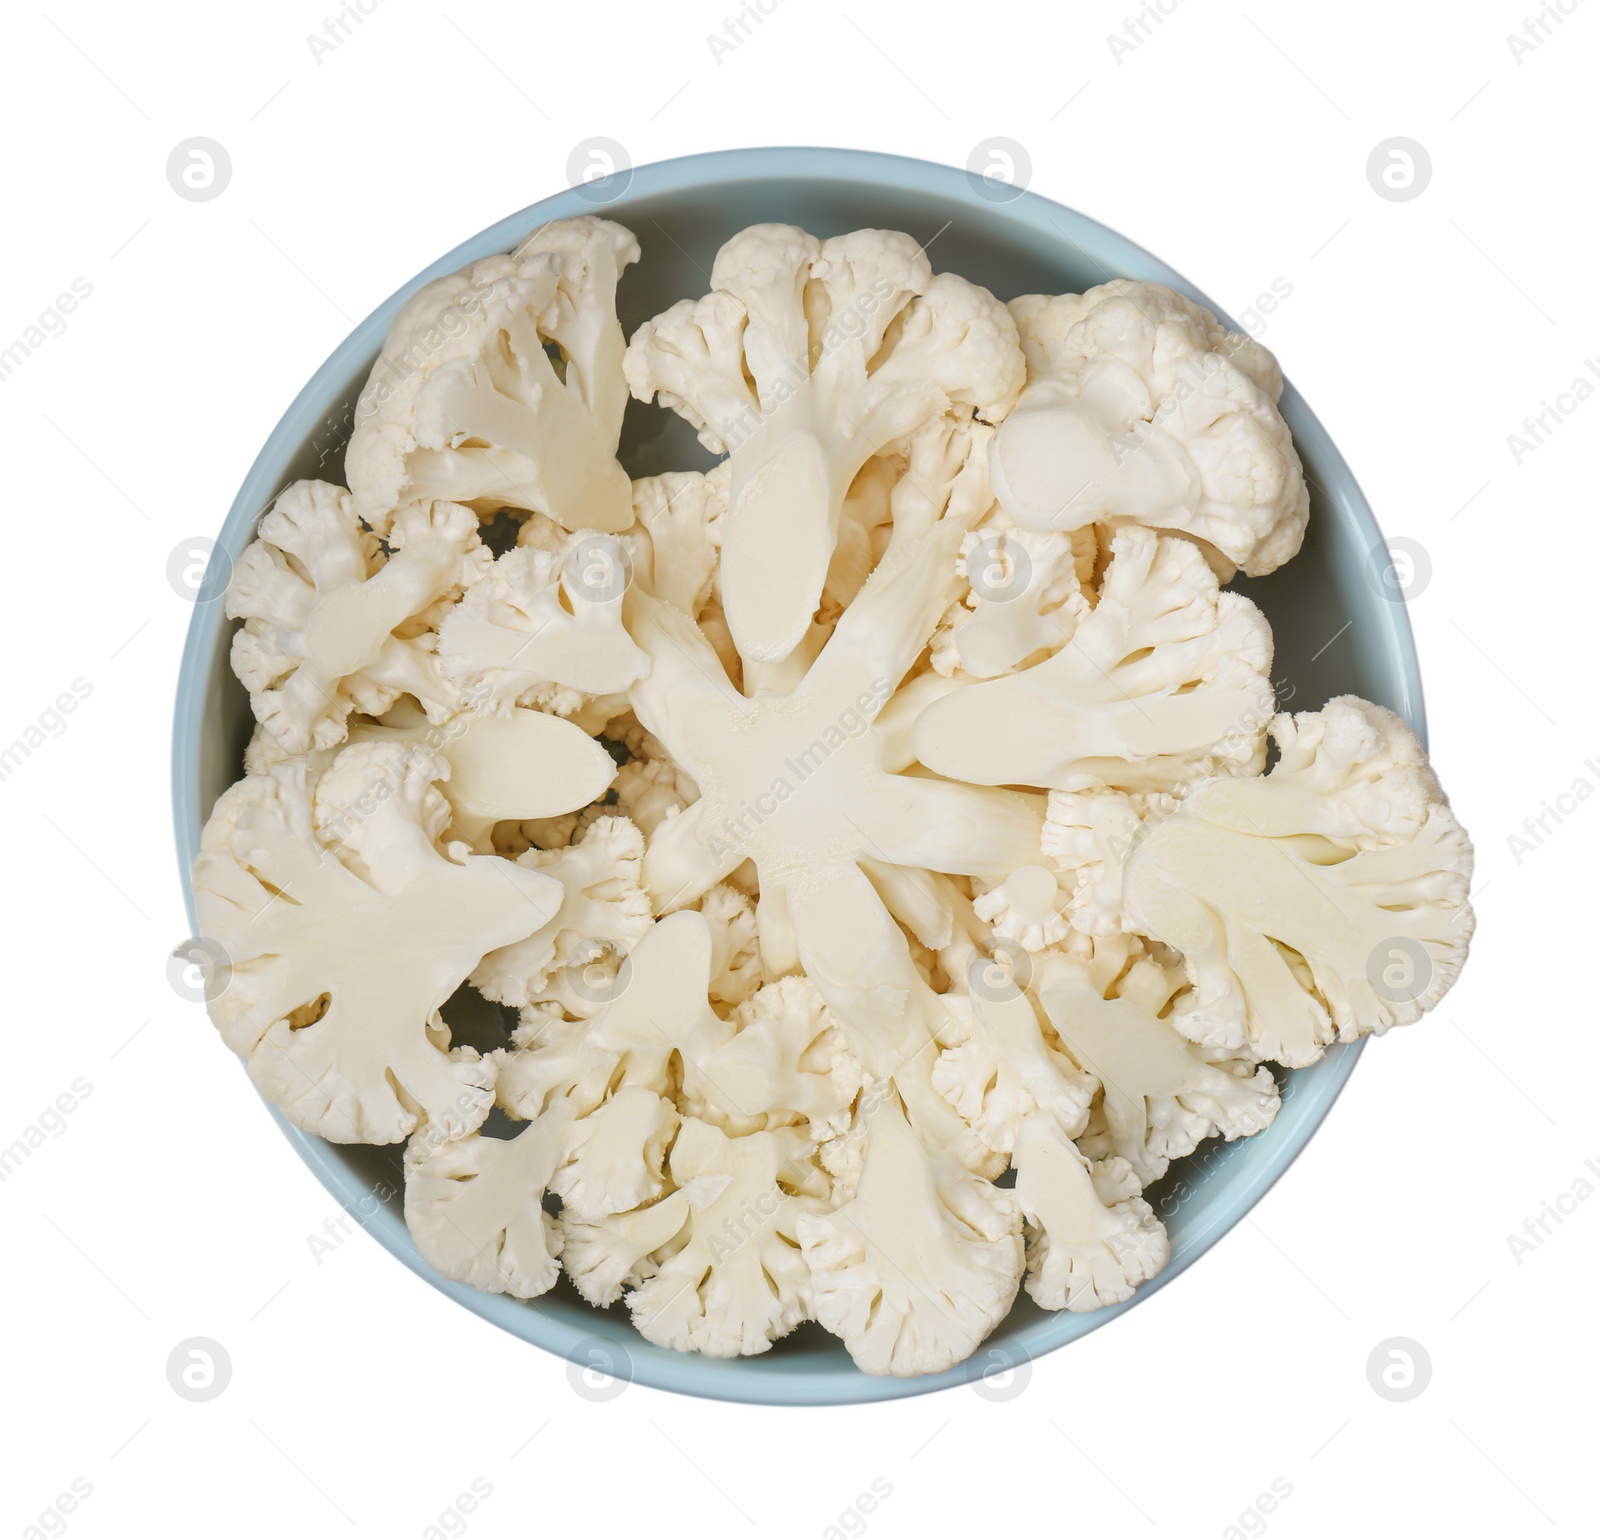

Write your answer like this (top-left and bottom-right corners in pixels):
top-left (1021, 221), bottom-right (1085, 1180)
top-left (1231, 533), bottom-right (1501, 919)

top-left (932, 984), bottom-right (1094, 1155)
top-left (941, 520), bottom-right (1092, 680)
top-left (1121, 697), bottom-right (1475, 1066)
top-left (551, 1086), bottom-right (679, 1219)
top-left (471, 815), bottom-right (654, 1009)
top-left (437, 542), bottom-right (648, 721)
top-left (561, 1189), bottom-right (691, 1307)
top-left (1013, 1113), bottom-right (1169, 1311)
top-left (631, 464), bottom-right (727, 616)
top-left (697, 882), bottom-right (764, 1008)
top-left (626, 1119), bottom-right (831, 1358)
top-left (687, 976), bottom-right (862, 1141)
top-left (192, 744), bottom-right (562, 1143)
top-left (226, 483), bottom-right (487, 754)
top-left (1036, 946), bottom-right (1280, 1187)
top-left (345, 697), bottom-right (617, 852)
top-left (626, 224), bottom-right (1024, 666)
top-left (913, 526), bottom-right (1275, 793)
top-left (347, 217), bottom-right (639, 533)
top-left (797, 1089), bottom-right (1022, 1377)
top-left (991, 279), bottom-right (1307, 578)
top-left (404, 1101), bottom-right (575, 1298)
top-left (971, 863), bottom-right (1074, 952)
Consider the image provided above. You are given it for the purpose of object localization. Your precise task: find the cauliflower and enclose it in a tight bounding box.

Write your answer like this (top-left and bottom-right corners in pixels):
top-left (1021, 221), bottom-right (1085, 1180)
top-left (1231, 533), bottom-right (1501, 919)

top-left (912, 526), bottom-right (1275, 792)
top-left (932, 985), bottom-right (1094, 1156)
top-left (194, 744), bottom-right (562, 1143)
top-left (990, 279), bottom-right (1308, 578)
top-left (625, 224), bottom-right (1024, 665)
top-left (628, 1118), bottom-right (830, 1357)
top-left (1013, 1113), bottom-right (1169, 1311)
top-left (347, 217), bottom-right (639, 533)
top-left (471, 815), bottom-right (654, 1009)
top-left (346, 697), bottom-right (617, 852)
top-left (1035, 943), bottom-right (1280, 1187)
top-left (687, 975), bottom-right (862, 1140)
top-left (798, 1088), bottom-right (1023, 1378)
top-left (192, 220), bottom-right (1478, 1379)
top-left (437, 541), bottom-right (648, 720)
top-left (631, 465), bottom-right (727, 616)
top-left (226, 482), bottom-right (487, 754)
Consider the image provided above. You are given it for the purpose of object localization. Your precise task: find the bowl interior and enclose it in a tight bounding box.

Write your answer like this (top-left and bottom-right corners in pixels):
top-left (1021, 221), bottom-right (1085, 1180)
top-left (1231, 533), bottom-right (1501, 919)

top-left (174, 147), bottom-right (1419, 1405)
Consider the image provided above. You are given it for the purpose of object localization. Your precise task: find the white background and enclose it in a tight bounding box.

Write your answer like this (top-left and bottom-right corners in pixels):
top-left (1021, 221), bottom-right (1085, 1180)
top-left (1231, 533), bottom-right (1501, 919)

top-left (1, 1), bottom-right (1592, 1536)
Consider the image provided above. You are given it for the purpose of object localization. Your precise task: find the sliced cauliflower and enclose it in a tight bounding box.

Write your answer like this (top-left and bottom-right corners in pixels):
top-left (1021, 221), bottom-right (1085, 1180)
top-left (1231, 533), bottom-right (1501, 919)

top-left (347, 216), bottom-right (639, 532)
top-left (688, 976), bottom-right (862, 1140)
top-left (404, 1100), bottom-right (575, 1298)
top-left (625, 224), bottom-right (1024, 665)
top-left (797, 1088), bottom-right (1022, 1378)
top-left (631, 465), bottom-right (727, 616)
top-left (1035, 945), bottom-right (1279, 1187)
top-left (971, 863), bottom-right (1074, 952)
top-left (943, 521), bottom-right (1092, 679)
top-left (612, 755), bottom-right (698, 837)
top-left (990, 279), bottom-right (1307, 578)
top-left (471, 815), bottom-right (654, 1009)
top-left (193, 744), bottom-right (562, 1143)
top-left (912, 526), bottom-right (1274, 792)
top-left (437, 542), bottom-right (648, 720)
top-left (1058, 698), bottom-right (1475, 1066)
top-left (932, 984), bottom-right (1094, 1155)
top-left (1013, 1113), bottom-right (1169, 1311)
top-left (698, 882), bottom-right (764, 1008)
top-left (346, 697), bottom-right (617, 851)
top-left (226, 483), bottom-right (487, 754)
top-left (627, 1119), bottom-right (830, 1357)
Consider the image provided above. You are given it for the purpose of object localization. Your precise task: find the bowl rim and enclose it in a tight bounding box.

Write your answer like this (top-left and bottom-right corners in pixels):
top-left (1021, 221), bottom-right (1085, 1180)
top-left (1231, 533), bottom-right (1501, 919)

top-left (173, 144), bottom-right (1420, 1405)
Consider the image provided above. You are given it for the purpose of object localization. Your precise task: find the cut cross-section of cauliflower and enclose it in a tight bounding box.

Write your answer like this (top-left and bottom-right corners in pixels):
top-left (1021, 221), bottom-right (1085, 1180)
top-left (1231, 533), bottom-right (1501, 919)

top-left (193, 743), bottom-right (563, 1143)
top-left (226, 482), bottom-right (488, 754)
top-left (471, 815), bottom-right (654, 1010)
top-left (347, 217), bottom-right (639, 533)
top-left (913, 526), bottom-right (1274, 792)
top-left (1013, 1113), bottom-right (1169, 1311)
top-left (1055, 698), bottom-right (1475, 1066)
top-left (625, 224), bottom-right (1024, 666)
top-left (1035, 945), bottom-right (1280, 1187)
top-left (437, 541), bottom-right (648, 720)
top-left (626, 1118), bottom-right (830, 1358)
top-left (989, 279), bottom-right (1308, 578)
top-left (797, 1089), bottom-right (1022, 1378)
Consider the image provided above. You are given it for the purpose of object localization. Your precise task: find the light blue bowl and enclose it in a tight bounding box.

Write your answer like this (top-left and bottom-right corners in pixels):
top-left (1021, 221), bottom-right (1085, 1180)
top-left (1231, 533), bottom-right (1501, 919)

top-left (173, 147), bottom-right (1421, 1405)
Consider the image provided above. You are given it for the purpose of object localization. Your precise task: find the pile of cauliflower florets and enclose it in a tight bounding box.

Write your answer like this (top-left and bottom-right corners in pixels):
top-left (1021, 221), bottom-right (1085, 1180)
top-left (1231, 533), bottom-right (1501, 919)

top-left (196, 216), bottom-right (1475, 1377)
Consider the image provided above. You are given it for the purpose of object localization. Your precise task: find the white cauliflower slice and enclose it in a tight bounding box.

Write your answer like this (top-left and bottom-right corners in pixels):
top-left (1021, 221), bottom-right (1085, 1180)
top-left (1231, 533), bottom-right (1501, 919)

top-left (627, 1119), bottom-right (830, 1358)
top-left (493, 911), bottom-right (731, 1119)
top-left (471, 815), bottom-right (654, 1009)
top-left (1035, 948), bottom-right (1279, 1187)
top-left (346, 697), bottom-right (617, 852)
top-left (226, 483), bottom-right (487, 754)
top-left (347, 217), bottom-right (639, 533)
top-left (551, 1086), bottom-right (679, 1219)
top-left (437, 542), bottom-right (648, 720)
top-left (1013, 1113), bottom-right (1169, 1311)
top-left (403, 1100), bottom-right (575, 1298)
top-left (990, 279), bottom-right (1307, 578)
top-left (631, 465), bottom-right (727, 616)
top-left (192, 744), bottom-right (562, 1143)
top-left (562, 1189), bottom-right (692, 1308)
top-left (971, 863), bottom-right (1074, 952)
top-left (698, 882), bottom-right (764, 1008)
top-left (1119, 696), bottom-right (1476, 1066)
top-left (797, 1090), bottom-right (1022, 1378)
top-left (945, 521), bottom-right (1092, 679)
top-left (687, 976), bottom-right (862, 1141)
top-left (932, 984), bottom-right (1095, 1155)
top-left (625, 224), bottom-right (1024, 665)
top-left (912, 526), bottom-right (1274, 792)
